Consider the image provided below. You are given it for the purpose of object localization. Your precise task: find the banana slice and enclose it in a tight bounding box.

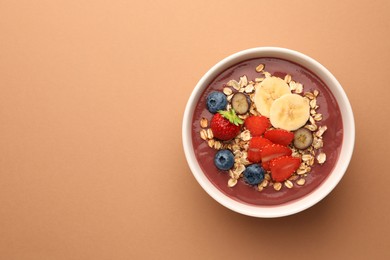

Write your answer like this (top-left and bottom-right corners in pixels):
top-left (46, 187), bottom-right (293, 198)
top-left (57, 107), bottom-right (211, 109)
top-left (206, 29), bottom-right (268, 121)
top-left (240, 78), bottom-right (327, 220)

top-left (254, 77), bottom-right (291, 118)
top-left (269, 94), bottom-right (310, 131)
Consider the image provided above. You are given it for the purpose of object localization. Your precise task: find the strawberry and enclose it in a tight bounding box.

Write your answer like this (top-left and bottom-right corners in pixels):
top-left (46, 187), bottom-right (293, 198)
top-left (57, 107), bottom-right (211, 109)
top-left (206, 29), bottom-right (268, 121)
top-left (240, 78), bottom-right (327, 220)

top-left (244, 115), bottom-right (270, 136)
top-left (250, 136), bottom-right (273, 148)
top-left (247, 147), bottom-right (262, 163)
top-left (210, 109), bottom-right (243, 140)
top-left (260, 144), bottom-right (292, 164)
top-left (262, 162), bottom-right (270, 171)
top-left (247, 137), bottom-right (273, 163)
top-left (269, 156), bottom-right (301, 182)
top-left (264, 129), bottom-right (294, 146)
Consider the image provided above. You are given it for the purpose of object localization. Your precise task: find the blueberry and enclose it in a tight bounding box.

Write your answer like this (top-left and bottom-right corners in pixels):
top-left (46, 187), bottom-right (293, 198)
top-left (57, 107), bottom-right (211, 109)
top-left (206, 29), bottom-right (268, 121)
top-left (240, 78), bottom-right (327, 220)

top-left (214, 149), bottom-right (234, 171)
top-left (243, 164), bottom-right (265, 185)
top-left (206, 91), bottom-right (227, 113)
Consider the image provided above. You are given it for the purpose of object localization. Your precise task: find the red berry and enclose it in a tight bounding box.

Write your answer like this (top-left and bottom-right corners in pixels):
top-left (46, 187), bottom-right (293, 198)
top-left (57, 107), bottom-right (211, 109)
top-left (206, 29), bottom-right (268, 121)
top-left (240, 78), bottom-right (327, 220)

top-left (244, 116), bottom-right (270, 136)
top-left (264, 129), bottom-right (294, 146)
top-left (250, 136), bottom-right (273, 148)
top-left (260, 144), bottom-right (292, 163)
top-left (247, 147), bottom-right (262, 163)
top-left (247, 137), bottom-right (273, 163)
top-left (262, 161), bottom-right (270, 171)
top-left (269, 156), bottom-right (301, 182)
top-left (210, 111), bottom-right (241, 141)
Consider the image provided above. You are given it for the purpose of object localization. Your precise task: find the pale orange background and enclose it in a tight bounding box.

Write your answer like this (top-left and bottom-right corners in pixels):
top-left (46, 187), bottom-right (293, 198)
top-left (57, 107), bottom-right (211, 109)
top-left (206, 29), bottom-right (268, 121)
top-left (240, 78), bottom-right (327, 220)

top-left (1, 0), bottom-right (389, 259)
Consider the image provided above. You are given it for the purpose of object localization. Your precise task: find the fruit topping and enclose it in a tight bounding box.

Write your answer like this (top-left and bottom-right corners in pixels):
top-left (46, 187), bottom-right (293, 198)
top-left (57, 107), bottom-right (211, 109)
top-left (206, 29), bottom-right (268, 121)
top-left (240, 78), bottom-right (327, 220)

top-left (264, 129), bottom-right (294, 146)
top-left (214, 149), bottom-right (235, 171)
top-left (269, 156), bottom-right (301, 182)
top-left (293, 127), bottom-right (313, 150)
top-left (231, 92), bottom-right (250, 114)
top-left (250, 136), bottom-right (273, 150)
top-left (269, 93), bottom-right (310, 131)
top-left (247, 148), bottom-right (261, 163)
top-left (206, 91), bottom-right (227, 113)
top-left (260, 144), bottom-right (292, 164)
top-left (244, 115), bottom-right (271, 136)
top-left (254, 76), bottom-right (291, 118)
top-left (243, 164), bottom-right (265, 185)
top-left (247, 137), bottom-right (273, 163)
top-left (262, 161), bottom-right (270, 171)
top-left (210, 109), bottom-right (243, 140)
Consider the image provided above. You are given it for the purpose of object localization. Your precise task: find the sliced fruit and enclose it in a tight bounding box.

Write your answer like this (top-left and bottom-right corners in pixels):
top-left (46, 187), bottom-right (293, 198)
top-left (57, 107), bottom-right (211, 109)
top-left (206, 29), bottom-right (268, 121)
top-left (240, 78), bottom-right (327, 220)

top-left (264, 129), bottom-right (294, 146)
top-left (260, 144), bottom-right (292, 164)
top-left (210, 109), bottom-right (242, 140)
top-left (244, 115), bottom-right (271, 136)
top-left (247, 148), bottom-right (262, 163)
top-left (293, 128), bottom-right (313, 150)
top-left (247, 137), bottom-right (273, 163)
top-left (262, 161), bottom-right (270, 171)
top-left (269, 156), bottom-right (301, 182)
top-left (254, 76), bottom-right (291, 118)
top-left (250, 136), bottom-right (273, 149)
top-left (231, 93), bottom-right (250, 114)
top-left (269, 93), bottom-right (310, 131)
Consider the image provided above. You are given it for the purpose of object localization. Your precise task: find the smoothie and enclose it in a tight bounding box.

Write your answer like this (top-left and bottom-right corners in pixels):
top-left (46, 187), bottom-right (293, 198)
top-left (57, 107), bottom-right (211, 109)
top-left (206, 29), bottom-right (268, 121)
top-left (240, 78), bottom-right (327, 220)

top-left (191, 58), bottom-right (343, 206)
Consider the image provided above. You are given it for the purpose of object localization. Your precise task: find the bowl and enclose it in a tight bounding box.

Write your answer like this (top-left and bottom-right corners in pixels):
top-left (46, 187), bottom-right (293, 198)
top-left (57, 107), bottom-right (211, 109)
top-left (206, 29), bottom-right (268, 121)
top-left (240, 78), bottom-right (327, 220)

top-left (182, 47), bottom-right (355, 218)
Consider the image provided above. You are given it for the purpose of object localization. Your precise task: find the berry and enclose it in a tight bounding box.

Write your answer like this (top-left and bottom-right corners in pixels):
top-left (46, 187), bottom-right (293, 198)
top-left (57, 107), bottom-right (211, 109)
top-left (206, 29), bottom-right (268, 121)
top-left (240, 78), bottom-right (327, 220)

top-left (264, 129), bottom-right (294, 146)
top-left (260, 144), bottom-right (292, 164)
top-left (206, 91), bottom-right (227, 113)
top-left (269, 156), bottom-right (301, 182)
top-left (231, 93), bottom-right (250, 114)
top-left (247, 148), bottom-right (261, 163)
top-left (250, 136), bottom-right (273, 149)
top-left (262, 161), bottom-right (270, 171)
top-left (247, 137), bottom-right (273, 163)
top-left (293, 128), bottom-right (313, 150)
top-left (210, 109), bottom-right (243, 140)
top-left (243, 164), bottom-right (265, 185)
top-left (214, 149), bottom-right (235, 171)
top-left (244, 116), bottom-right (271, 136)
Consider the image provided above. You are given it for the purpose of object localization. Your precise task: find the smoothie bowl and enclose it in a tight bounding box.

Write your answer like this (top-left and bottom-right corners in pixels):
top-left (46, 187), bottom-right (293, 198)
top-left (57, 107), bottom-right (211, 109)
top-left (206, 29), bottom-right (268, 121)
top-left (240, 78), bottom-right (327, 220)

top-left (182, 47), bottom-right (354, 218)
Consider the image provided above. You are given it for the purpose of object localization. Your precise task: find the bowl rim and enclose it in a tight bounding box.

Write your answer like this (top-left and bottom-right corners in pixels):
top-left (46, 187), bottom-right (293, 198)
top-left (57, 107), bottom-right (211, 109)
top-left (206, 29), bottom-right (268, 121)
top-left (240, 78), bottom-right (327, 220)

top-left (182, 47), bottom-right (355, 218)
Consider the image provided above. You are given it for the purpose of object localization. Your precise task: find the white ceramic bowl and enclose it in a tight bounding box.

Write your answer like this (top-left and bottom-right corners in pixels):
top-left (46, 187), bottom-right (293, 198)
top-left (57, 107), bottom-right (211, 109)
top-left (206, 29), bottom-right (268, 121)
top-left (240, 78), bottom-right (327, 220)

top-left (182, 47), bottom-right (355, 218)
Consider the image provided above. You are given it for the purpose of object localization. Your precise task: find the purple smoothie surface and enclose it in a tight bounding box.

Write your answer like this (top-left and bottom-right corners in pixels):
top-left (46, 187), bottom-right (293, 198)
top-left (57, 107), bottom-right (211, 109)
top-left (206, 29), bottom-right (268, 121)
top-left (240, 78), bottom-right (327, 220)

top-left (191, 58), bottom-right (343, 206)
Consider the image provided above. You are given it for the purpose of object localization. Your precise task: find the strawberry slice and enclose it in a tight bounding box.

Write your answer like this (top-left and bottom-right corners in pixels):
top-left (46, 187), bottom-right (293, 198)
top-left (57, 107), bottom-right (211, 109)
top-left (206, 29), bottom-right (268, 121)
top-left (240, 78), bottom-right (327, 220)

top-left (260, 144), bottom-right (292, 164)
top-left (264, 129), bottom-right (294, 146)
top-left (250, 137), bottom-right (273, 149)
top-left (247, 148), bottom-right (262, 163)
top-left (244, 115), bottom-right (270, 136)
top-left (262, 161), bottom-right (270, 171)
top-left (269, 156), bottom-right (301, 182)
top-left (247, 137), bottom-right (273, 163)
